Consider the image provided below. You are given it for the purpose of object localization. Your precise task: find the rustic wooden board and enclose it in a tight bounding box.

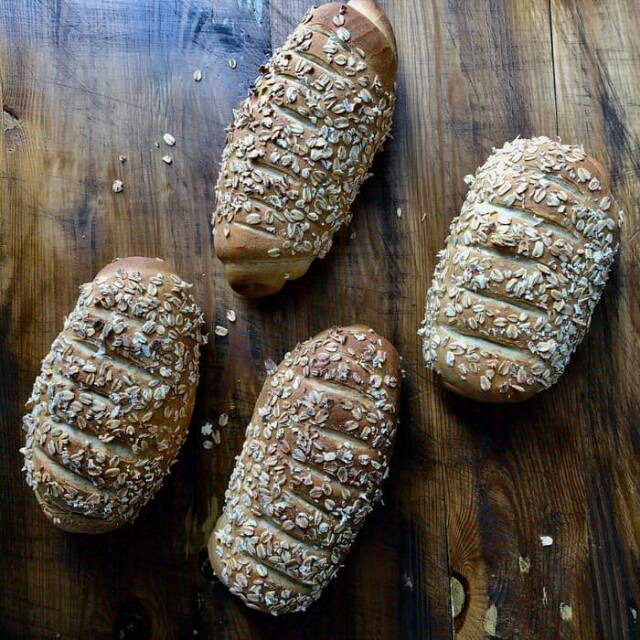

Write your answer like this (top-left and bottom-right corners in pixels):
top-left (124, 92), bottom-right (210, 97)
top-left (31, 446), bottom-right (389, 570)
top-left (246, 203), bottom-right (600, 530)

top-left (1, 0), bottom-right (638, 638)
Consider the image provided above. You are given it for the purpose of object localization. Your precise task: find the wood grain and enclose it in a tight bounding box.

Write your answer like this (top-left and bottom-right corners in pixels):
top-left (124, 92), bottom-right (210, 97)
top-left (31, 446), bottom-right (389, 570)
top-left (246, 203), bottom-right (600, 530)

top-left (0, 0), bottom-right (638, 638)
top-left (551, 2), bottom-right (640, 637)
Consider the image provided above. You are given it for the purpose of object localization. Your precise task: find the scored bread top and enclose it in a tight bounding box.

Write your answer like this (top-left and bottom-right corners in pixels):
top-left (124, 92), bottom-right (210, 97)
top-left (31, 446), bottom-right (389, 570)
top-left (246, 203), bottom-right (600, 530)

top-left (208, 325), bottom-right (400, 615)
top-left (419, 137), bottom-right (623, 402)
top-left (213, 1), bottom-right (397, 297)
top-left (21, 257), bottom-right (207, 532)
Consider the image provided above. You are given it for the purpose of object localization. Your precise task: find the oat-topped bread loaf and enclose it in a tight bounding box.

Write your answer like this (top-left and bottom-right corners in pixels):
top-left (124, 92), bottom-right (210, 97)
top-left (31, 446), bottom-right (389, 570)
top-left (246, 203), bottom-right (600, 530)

top-left (419, 137), bottom-right (623, 402)
top-left (208, 325), bottom-right (400, 614)
top-left (21, 257), bottom-right (207, 533)
top-left (214, 0), bottom-right (397, 297)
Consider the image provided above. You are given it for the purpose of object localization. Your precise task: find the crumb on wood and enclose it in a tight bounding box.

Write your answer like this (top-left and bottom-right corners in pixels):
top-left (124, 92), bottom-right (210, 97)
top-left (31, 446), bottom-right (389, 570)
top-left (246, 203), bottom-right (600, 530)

top-left (402, 573), bottom-right (413, 590)
top-left (450, 576), bottom-right (465, 618)
top-left (2, 108), bottom-right (21, 132)
top-left (560, 602), bottom-right (573, 622)
top-left (518, 556), bottom-right (531, 573)
top-left (112, 179), bottom-right (123, 193)
top-left (484, 603), bottom-right (498, 635)
top-left (540, 535), bottom-right (553, 547)
top-left (200, 419), bottom-right (221, 449)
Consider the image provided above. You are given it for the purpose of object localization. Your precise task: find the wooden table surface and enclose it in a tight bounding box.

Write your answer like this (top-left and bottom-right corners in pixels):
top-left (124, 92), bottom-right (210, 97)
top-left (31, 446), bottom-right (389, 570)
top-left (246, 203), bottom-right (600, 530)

top-left (1, 0), bottom-right (639, 638)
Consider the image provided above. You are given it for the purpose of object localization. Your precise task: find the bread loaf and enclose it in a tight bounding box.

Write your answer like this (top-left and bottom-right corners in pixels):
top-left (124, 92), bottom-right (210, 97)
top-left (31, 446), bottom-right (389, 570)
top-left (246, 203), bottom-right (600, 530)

top-left (213, 0), bottom-right (397, 297)
top-left (21, 257), bottom-right (206, 533)
top-left (208, 325), bottom-right (400, 614)
top-left (419, 137), bottom-right (623, 402)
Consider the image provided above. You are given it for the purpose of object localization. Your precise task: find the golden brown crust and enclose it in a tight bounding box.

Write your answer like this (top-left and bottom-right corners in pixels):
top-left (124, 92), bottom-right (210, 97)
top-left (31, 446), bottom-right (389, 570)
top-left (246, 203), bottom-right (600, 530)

top-left (420, 137), bottom-right (623, 402)
top-left (208, 325), bottom-right (400, 614)
top-left (213, 2), bottom-right (397, 297)
top-left (21, 257), bottom-right (207, 533)
top-left (348, 0), bottom-right (397, 60)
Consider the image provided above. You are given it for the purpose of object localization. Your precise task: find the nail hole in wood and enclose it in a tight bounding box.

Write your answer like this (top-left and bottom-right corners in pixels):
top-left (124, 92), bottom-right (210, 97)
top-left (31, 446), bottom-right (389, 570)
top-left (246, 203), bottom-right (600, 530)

top-left (450, 573), bottom-right (467, 619)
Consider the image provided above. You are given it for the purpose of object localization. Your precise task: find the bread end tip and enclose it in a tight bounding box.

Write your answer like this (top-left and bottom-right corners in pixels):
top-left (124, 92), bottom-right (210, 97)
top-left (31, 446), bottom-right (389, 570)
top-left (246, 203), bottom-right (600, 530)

top-left (348, 0), bottom-right (397, 58)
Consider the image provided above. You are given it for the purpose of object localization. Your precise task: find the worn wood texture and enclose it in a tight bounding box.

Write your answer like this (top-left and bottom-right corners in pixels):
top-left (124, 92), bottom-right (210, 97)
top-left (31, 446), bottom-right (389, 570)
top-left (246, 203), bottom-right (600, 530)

top-left (1, 0), bottom-right (638, 638)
